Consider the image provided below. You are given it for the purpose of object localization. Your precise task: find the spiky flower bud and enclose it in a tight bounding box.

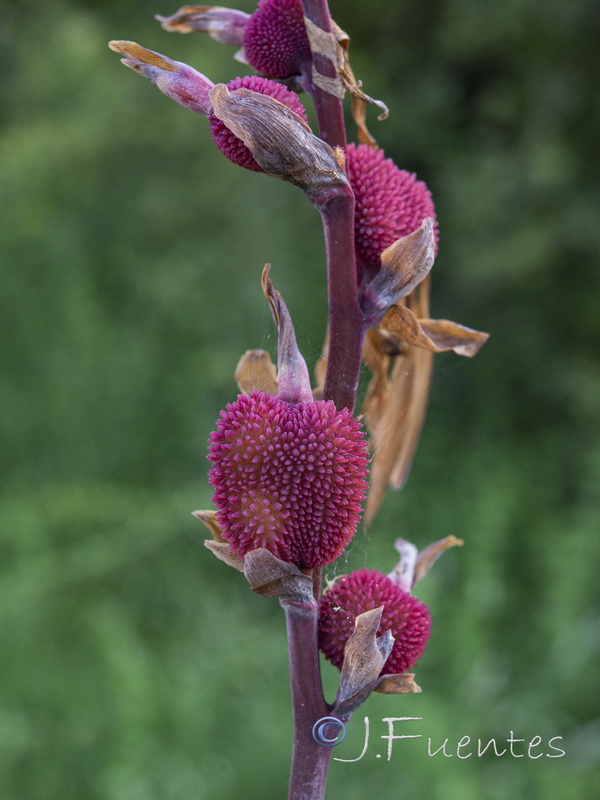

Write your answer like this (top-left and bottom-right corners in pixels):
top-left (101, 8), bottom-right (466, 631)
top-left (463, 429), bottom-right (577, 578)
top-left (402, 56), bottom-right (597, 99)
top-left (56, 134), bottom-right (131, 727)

top-left (209, 75), bottom-right (308, 171)
top-left (346, 143), bottom-right (438, 277)
top-left (208, 391), bottom-right (368, 569)
top-left (243, 0), bottom-right (311, 79)
top-left (319, 569), bottom-right (431, 674)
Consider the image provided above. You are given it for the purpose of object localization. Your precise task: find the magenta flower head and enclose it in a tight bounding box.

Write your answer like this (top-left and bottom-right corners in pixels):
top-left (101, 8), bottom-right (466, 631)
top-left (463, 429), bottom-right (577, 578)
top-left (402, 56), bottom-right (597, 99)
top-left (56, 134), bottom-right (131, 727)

top-left (346, 143), bottom-right (438, 279)
top-left (156, 2), bottom-right (310, 80)
top-left (319, 568), bottom-right (431, 674)
top-left (243, 0), bottom-right (311, 79)
top-left (208, 391), bottom-right (368, 569)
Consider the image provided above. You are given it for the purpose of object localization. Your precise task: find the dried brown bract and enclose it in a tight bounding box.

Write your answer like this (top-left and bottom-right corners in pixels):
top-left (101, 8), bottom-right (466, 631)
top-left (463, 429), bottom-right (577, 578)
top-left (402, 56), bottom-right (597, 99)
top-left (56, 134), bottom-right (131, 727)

top-left (332, 606), bottom-right (395, 717)
top-left (364, 279), bottom-right (488, 524)
top-left (234, 349), bottom-right (279, 396)
top-left (209, 84), bottom-right (348, 200)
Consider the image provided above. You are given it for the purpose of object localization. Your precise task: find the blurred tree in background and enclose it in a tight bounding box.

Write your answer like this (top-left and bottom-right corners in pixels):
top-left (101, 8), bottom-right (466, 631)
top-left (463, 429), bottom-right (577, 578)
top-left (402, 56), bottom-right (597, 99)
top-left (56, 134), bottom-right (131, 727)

top-left (1, 0), bottom-right (599, 798)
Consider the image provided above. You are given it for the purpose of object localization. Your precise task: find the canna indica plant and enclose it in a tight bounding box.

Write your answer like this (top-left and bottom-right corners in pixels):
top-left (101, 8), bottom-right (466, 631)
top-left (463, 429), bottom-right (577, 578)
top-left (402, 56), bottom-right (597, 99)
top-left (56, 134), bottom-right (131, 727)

top-left (110, 2), bottom-right (489, 798)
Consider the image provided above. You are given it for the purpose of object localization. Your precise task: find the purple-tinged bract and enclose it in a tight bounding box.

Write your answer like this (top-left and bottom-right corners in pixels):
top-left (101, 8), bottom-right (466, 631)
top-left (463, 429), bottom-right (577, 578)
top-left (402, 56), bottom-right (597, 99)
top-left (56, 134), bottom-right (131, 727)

top-left (319, 568), bottom-right (431, 673)
top-left (208, 391), bottom-right (368, 569)
top-left (346, 143), bottom-right (438, 273)
top-left (209, 75), bottom-right (308, 171)
top-left (243, 0), bottom-right (311, 79)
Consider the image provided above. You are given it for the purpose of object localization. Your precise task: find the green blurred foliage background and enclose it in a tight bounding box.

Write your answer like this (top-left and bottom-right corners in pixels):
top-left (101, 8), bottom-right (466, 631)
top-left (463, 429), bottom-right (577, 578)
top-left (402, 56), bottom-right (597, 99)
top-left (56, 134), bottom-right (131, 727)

top-left (1, 0), bottom-right (599, 797)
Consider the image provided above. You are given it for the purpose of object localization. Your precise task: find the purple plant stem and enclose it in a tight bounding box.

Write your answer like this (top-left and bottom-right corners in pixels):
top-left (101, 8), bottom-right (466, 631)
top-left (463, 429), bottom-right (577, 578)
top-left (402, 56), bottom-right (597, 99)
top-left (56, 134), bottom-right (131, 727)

top-left (280, 595), bottom-right (334, 800)
top-left (317, 187), bottom-right (365, 412)
top-left (283, 4), bottom-right (366, 799)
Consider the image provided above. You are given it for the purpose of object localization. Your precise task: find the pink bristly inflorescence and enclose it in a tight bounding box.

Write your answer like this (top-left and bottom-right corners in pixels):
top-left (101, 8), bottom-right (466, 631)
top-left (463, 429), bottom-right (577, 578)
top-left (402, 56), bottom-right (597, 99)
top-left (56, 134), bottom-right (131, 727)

top-left (207, 391), bottom-right (368, 569)
top-left (319, 568), bottom-right (431, 674)
top-left (243, 0), bottom-right (311, 79)
top-left (209, 75), bottom-right (308, 171)
top-left (346, 143), bottom-right (438, 274)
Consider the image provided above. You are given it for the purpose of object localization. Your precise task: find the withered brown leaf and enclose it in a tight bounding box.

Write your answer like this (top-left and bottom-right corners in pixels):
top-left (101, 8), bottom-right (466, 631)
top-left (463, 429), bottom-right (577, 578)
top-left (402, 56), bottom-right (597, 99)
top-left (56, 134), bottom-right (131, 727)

top-left (204, 540), bottom-right (246, 572)
top-left (364, 329), bottom-right (433, 525)
top-left (234, 349), bottom-right (279, 396)
top-left (192, 509), bottom-right (225, 542)
top-left (384, 305), bottom-right (489, 357)
top-left (243, 548), bottom-right (313, 599)
top-left (364, 277), bottom-right (489, 524)
top-left (374, 673), bottom-right (422, 694)
top-left (209, 84), bottom-right (347, 198)
top-left (413, 535), bottom-right (464, 586)
top-left (333, 607), bottom-right (394, 717)
top-left (304, 16), bottom-right (388, 145)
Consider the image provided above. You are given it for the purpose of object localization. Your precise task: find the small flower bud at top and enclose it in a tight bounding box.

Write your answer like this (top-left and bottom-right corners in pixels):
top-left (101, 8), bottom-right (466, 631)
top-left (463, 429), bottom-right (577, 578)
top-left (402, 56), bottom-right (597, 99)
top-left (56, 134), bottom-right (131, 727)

top-left (209, 75), bottom-right (308, 171)
top-left (243, 0), bottom-right (311, 79)
top-left (319, 569), bottom-right (431, 674)
top-left (346, 143), bottom-right (438, 277)
top-left (208, 391), bottom-right (368, 569)
top-left (108, 41), bottom-right (215, 116)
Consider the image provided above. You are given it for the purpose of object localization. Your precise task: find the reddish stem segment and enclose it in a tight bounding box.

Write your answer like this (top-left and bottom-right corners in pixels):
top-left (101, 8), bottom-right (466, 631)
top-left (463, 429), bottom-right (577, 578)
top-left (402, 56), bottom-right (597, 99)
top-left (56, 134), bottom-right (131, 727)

top-left (299, 1), bottom-right (364, 413)
top-left (318, 187), bottom-right (365, 412)
top-left (281, 596), bottom-right (333, 800)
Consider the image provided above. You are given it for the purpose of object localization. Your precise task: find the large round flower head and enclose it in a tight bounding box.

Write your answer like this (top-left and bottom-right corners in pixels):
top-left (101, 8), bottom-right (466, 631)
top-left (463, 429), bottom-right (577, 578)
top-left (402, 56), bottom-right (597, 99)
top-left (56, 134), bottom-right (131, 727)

top-left (243, 0), bottom-right (311, 79)
top-left (346, 143), bottom-right (438, 274)
top-left (207, 391), bottom-right (368, 569)
top-left (319, 569), bottom-right (431, 673)
top-left (209, 75), bottom-right (308, 171)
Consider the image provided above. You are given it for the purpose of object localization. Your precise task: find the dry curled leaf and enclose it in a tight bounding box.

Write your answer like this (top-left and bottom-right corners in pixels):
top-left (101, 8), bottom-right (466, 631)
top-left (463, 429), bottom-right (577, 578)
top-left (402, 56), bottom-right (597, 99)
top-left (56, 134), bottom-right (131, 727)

top-left (195, 510), bottom-right (246, 572)
top-left (374, 673), bottom-right (422, 694)
top-left (332, 21), bottom-right (389, 123)
top-left (351, 96), bottom-right (378, 147)
top-left (204, 540), bottom-right (245, 572)
top-left (384, 305), bottom-right (489, 357)
top-left (234, 349), bottom-right (278, 396)
top-left (363, 277), bottom-right (433, 525)
top-left (333, 607), bottom-right (394, 718)
top-left (192, 509), bottom-right (225, 541)
top-left (304, 16), bottom-right (388, 145)
top-left (413, 535), bottom-right (464, 586)
top-left (312, 327), bottom-right (329, 400)
top-left (418, 319), bottom-right (490, 358)
top-left (364, 335), bottom-right (433, 525)
top-left (364, 276), bottom-right (489, 523)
